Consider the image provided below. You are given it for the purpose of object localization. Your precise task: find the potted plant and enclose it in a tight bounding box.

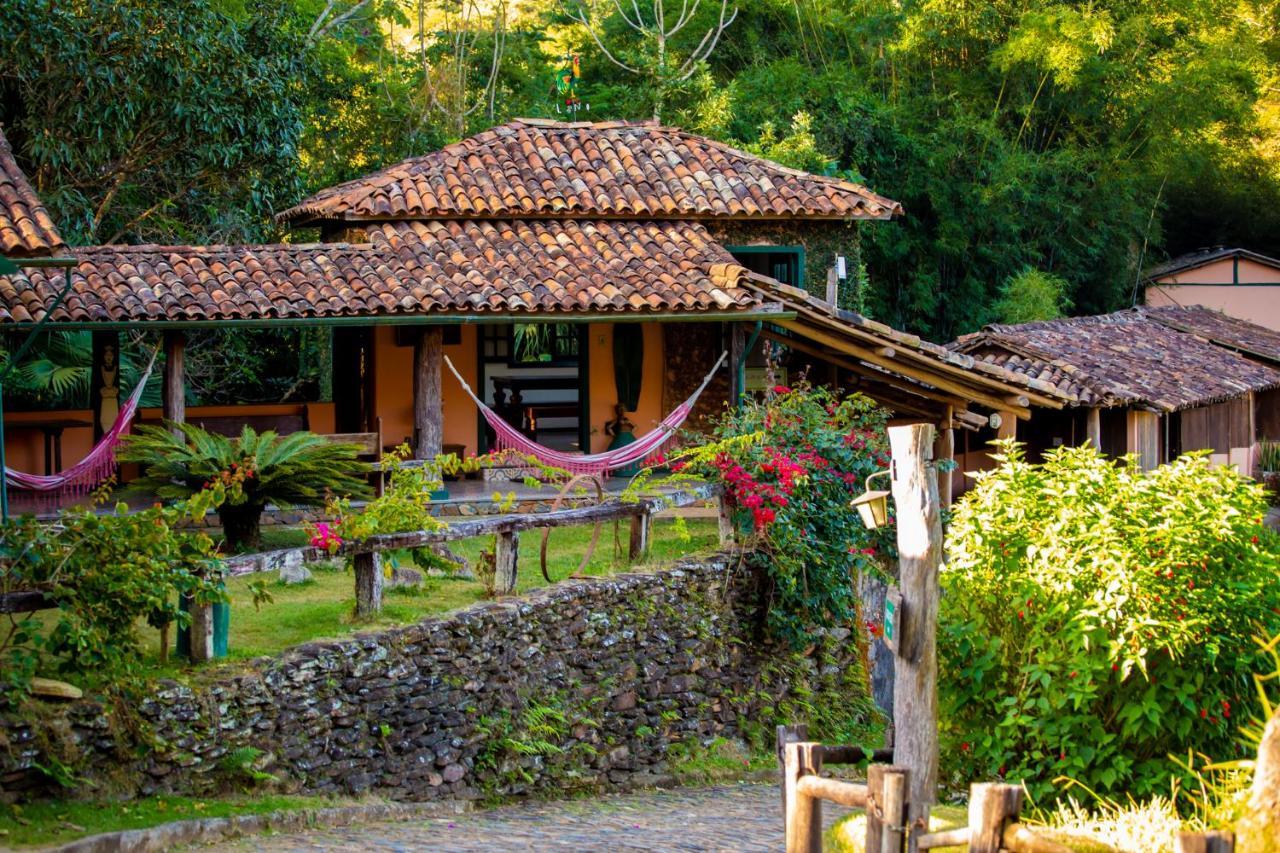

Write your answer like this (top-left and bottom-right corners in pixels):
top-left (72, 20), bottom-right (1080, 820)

top-left (121, 423), bottom-right (371, 551)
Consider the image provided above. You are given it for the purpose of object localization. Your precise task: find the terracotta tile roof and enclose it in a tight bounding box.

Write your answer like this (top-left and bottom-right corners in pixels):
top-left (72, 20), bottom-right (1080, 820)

top-left (952, 310), bottom-right (1280, 411)
top-left (278, 119), bottom-right (903, 224)
top-left (1140, 305), bottom-right (1280, 366)
top-left (0, 128), bottom-right (65, 257)
top-left (0, 219), bottom-right (764, 323)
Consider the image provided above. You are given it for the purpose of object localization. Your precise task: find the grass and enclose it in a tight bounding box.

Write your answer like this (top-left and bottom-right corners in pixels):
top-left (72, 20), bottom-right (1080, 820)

top-left (139, 516), bottom-right (719, 672)
top-left (826, 804), bottom-right (968, 852)
top-left (0, 793), bottom-right (347, 848)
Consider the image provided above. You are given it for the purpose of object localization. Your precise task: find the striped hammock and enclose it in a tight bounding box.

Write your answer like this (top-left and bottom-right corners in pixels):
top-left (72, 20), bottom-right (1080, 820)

top-left (5, 348), bottom-right (159, 498)
top-left (444, 351), bottom-right (727, 477)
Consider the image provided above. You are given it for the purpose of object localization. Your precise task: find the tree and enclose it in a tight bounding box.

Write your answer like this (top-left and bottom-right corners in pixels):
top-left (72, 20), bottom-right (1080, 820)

top-left (560, 0), bottom-right (738, 121)
top-left (992, 267), bottom-right (1072, 325)
top-left (0, 0), bottom-right (313, 245)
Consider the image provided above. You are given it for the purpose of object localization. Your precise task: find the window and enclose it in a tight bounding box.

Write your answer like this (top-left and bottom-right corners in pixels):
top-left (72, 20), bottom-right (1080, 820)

top-left (481, 323), bottom-right (580, 366)
top-left (727, 245), bottom-right (805, 289)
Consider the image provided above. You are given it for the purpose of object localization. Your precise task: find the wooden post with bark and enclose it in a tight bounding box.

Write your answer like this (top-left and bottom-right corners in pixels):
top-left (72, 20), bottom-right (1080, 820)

top-left (628, 509), bottom-right (651, 560)
top-left (1236, 704), bottom-right (1280, 851)
top-left (413, 327), bottom-right (444, 460)
top-left (354, 551), bottom-right (383, 616)
top-left (1086, 407), bottom-right (1102, 450)
top-left (163, 330), bottom-right (186, 436)
top-left (777, 724), bottom-right (809, 822)
top-left (187, 594), bottom-right (215, 663)
top-left (717, 495), bottom-right (735, 546)
top-left (888, 423), bottom-right (941, 850)
top-left (967, 783), bottom-right (1023, 853)
top-left (933, 406), bottom-right (954, 509)
top-left (866, 764), bottom-right (910, 853)
top-left (494, 530), bottom-right (519, 595)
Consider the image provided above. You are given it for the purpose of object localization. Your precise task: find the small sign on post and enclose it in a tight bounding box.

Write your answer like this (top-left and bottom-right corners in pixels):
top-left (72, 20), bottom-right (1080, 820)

top-left (883, 586), bottom-right (903, 655)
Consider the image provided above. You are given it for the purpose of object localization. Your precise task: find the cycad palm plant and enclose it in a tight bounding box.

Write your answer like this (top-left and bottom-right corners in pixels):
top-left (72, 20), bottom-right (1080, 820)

top-left (121, 423), bottom-right (371, 551)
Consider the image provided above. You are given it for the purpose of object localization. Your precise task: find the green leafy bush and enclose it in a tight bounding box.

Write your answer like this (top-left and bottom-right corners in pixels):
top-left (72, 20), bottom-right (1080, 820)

top-left (649, 383), bottom-right (894, 647)
top-left (121, 423), bottom-right (371, 551)
top-left (0, 494), bottom-right (223, 700)
top-left (940, 442), bottom-right (1280, 800)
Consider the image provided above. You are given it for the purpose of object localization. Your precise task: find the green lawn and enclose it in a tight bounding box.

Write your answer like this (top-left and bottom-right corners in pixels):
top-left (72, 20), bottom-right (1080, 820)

top-left (0, 794), bottom-right (349, 848)
top-left (142, 516), bottom-right (719, 670)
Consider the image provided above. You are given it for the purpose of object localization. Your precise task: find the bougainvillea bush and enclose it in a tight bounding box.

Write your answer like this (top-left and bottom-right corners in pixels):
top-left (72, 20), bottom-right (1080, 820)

top-left (654, 383), bottom-right (894, 647)
top-left (940, 442), bottom-right (1280, 801)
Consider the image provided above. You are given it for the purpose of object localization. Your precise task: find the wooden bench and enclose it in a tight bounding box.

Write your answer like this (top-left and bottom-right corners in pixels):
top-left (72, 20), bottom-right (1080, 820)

top-left (317, 417), bottom-right (384, 496)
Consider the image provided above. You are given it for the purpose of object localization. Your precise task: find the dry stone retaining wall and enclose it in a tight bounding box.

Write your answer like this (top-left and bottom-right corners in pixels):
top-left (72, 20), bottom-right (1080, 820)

top-left (0, 554), bottom-right (872, 803)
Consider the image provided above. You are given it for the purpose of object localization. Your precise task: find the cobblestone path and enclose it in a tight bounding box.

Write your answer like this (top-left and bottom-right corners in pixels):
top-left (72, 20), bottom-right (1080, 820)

top-left (219, 783), bottom-right (853, 851)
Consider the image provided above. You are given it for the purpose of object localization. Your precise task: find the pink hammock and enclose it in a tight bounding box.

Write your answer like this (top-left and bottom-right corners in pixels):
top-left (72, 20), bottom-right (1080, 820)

top-left (445, 351), bottom-right (727, 477)
top-left (6, 348), bottom-right (159, 499)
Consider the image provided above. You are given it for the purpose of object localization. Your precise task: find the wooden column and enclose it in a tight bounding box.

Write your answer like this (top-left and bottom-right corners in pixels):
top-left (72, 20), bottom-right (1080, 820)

top-left (413, 327), bottom-right (444, 459)
top-left (628, 510), bottom-right (651, 560)
top-left (1086, 407), bottom-right (1102, 450)
top-left (494, 530), bottom-right (519, 595)
top-left (865, 764), bottom-right (910, 853)
top-left (1127, 410), bottom-right (1160, 470)
top-left (163, 331), bottom-right (186, 436)
top-left (967, 783), bottom-right (1024, 853)
top-left (888, 423), bottom-right (941, 849)
top-left (729, 322), bottom-right (745, 407)
top-left (354, 551), bottom-right (383, 616)
top-left (776, 724), bottom-right (809, 822)
top-left (994, 409), bottom-right (1017, 442)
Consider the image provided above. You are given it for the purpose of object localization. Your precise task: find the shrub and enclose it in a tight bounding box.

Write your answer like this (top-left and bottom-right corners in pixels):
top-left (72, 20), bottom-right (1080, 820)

top-left (121, 423), bottom-right (371, 551)
top-left (646, 383), bottom-right (894, 647)
top-left (0, 493), bottom-right (223, 700)
top-left (940, 442), bottom-right (1280, 801)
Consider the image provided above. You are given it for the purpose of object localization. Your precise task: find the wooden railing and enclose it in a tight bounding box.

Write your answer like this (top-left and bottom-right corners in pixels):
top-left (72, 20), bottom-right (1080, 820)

top-left (777, 723), bottom-right (1236, 853)
top-left (1, 484), bottom-right (730, 663)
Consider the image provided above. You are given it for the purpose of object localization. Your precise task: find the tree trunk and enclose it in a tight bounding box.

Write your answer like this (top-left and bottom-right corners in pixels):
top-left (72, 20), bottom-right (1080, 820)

top-left (219, 504), bottom-right (264, 552)
top-left (1238, 706), bottom-right (1280, 852)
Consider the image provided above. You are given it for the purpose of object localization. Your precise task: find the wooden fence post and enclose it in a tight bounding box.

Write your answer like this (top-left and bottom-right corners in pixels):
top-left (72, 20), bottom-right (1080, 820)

top-left (188, 597), bottom-right (214, 662)
top-left (717, 495), bottom-right (735, 546)
top-left (867, 764), bottom-right (910, 853)
top-left (629, 509), bottom-right (651, 560)
top-left (888, 423), bottom-right (941, 850)
top-left (354, 551), bottom-right (383, 616)
top-left (783, 741), bottom-right (823, 853)
top-left (494, 530), bottom-right (519, 595)
top-left (967, 783), bottom-right (1023, 853)
top-left (776, 724), bottom-right (809, 822)
top-left (1175, 831), bottom-right (1235, 853)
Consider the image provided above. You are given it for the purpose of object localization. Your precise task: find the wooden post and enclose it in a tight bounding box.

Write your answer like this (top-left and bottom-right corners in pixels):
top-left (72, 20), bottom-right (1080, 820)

top-left (413, 327), bottom-right (444, 459)
top-left (783, 741), bottom-right (823, 853)
top-left (717, 495), bottom-right (735, 546)
top-left (354, 551), bottom-right (383, 616)
top-left (163, 330), bottom-right (186, 437)
top-left (866, 764), bottom-right (910, 853)
top-left (1175, 831), bottom-right (1235, 853)
top-left (1086, 407), bottom-right (1102, 450)
top-left (967, 783), bottom-right (1023, 853)
top-left (776, 724), bottom-right (809, 822)
top-left (933, 407), bottom-right (954, 509)
top-left (188, 595), bottom-right (214, 663)
top-left (888, 424), bottom-right (941, 850)
top-left (729, 322), bottom-right (745, 407)
top-left (881, 767), bottom-right (908, 853)
top-left (1238, 705), bottom-right (1280, 851)
top-left (994, 409), bottom-right (1017, 441)
top-left (628, 509), bottom-right (651, 560)
top-left (494, 530), bottom-right (519, 595)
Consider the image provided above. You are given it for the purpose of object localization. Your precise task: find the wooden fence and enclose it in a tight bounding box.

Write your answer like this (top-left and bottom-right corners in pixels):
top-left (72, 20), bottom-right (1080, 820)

top-left (776, 724), bottom-right (1235, 853)
top-left (1, 484), bottom-right (731, 662)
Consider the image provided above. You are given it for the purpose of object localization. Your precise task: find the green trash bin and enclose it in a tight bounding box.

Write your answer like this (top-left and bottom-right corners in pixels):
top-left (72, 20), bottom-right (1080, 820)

top-left (177, 588), bottom-right (229, 660)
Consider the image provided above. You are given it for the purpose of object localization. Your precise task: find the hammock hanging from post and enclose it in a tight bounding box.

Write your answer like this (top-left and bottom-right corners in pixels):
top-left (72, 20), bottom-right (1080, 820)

top-left (5, 348), bottom-right (159, 500)
top-left (445, 351), bottom-right (727, 477)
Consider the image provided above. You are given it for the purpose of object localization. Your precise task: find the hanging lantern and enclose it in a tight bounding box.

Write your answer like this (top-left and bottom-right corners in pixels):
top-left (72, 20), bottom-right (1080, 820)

top-left (851, 469), bottom-right (892, 529)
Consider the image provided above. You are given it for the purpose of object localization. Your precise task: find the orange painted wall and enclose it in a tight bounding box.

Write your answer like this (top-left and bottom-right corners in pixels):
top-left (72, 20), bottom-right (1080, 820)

top-left (1146, 256), bottom-right (1280, 332)
top-left (3, 402), bottom-right (337, 475)
top-left (369, 325), bottom-right (479, 456)
top-left (586, 322), bottom-right (666, 452)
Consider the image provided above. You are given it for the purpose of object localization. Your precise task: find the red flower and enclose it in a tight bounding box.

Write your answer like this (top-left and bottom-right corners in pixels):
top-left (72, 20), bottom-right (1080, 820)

top-left (772, 385), bottom-right (791, 394)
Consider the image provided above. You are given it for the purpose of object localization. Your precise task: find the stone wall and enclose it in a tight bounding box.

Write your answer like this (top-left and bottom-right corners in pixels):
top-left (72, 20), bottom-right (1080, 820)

top-left (0, 555), bottom-right (874, 804)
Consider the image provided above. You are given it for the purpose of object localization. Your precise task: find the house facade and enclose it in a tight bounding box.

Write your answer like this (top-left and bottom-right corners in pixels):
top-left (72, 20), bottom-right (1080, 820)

top-left (1144, 248), bottom-right (1280, 333)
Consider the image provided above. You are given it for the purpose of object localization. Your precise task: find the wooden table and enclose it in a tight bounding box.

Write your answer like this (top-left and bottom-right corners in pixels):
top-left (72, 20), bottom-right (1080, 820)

top-left (6, 418), bottom-right (93, 474)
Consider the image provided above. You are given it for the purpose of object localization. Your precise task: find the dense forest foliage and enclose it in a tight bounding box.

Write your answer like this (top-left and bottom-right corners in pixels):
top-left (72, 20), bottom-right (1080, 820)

top-left (1, 0), bottom-right (1278, 341)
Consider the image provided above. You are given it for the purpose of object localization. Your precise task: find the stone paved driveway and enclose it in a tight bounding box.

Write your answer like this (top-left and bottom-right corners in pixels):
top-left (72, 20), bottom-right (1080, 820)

top-left (216, 783), bottom-right (853, 851)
